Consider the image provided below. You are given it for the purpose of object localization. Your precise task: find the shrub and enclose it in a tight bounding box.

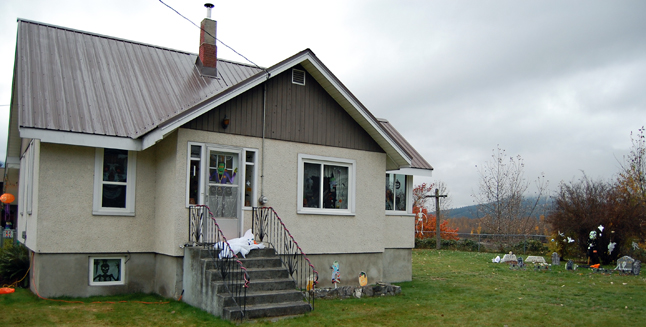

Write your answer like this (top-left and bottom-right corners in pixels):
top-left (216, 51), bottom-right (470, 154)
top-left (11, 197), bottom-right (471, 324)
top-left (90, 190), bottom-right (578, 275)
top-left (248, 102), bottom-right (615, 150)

top-left (511, 239), bottom-right (549, 255)
top-left (0, 243), bottom-right (30, 287)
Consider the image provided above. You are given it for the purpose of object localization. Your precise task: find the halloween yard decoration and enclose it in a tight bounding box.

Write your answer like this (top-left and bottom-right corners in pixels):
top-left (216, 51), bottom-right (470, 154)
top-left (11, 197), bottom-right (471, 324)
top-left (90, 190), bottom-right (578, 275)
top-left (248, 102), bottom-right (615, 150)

top-left (213, 229), bottom-right (264, 259)
top-left (359, 271), bottom-right (368, 287)
top-left (331, 261), bottom-right (341, 288)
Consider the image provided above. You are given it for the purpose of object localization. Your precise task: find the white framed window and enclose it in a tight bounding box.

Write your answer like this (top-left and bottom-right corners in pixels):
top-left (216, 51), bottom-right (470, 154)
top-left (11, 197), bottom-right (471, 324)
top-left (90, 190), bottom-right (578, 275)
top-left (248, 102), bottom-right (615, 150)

top-left (186, 143), bottom-right (204, 207)
top-left (297, 154), bottom-right (355, 215)
top-left (93, 148), bottom-right (136, 216)
top-left (186, 143), bottom-right (258, 209)
top-left (385, 173), bottom-right (412, 214)
top-left (89, 256), bottom-right (125, 286)
top-left (243, 149), bottom-right (258, 208)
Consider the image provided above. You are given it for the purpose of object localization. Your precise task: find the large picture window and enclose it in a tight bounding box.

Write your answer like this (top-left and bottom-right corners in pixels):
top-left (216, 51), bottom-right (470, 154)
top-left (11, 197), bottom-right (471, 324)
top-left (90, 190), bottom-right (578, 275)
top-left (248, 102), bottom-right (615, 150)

top-left (297, 154), bottom-right (355, 215)
top-left (93, 148), bottom-right (136, 216)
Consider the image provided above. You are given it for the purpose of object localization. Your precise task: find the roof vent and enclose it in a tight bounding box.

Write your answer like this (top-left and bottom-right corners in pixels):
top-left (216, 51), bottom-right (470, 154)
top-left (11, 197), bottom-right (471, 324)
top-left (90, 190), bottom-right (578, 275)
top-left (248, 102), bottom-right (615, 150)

top-left (292, 69), bottom-right (306, 86)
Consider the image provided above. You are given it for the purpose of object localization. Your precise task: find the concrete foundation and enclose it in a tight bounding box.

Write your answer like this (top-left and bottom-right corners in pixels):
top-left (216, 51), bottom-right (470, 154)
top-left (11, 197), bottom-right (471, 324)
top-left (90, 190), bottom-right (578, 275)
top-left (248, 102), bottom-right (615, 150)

top-left (29, 251), bottom-right (183, 298)
top-left (304, 249), bottom-right (412, 289)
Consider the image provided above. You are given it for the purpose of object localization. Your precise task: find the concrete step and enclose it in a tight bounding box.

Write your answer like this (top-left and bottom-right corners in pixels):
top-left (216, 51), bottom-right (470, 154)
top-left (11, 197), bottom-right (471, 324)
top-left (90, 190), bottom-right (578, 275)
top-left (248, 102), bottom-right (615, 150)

top-left (221, 289), bottom-right (305, 307)
top-left (238, 256), bottom-right (283, 269)
top-left (207, 266), bottom-right (289, 282)
top-left (224, 301), bottom-right (312, 320)
top-left (244, 248), bottom-right (277, 258)
top-left (213, 277), bottom-right (296, 293)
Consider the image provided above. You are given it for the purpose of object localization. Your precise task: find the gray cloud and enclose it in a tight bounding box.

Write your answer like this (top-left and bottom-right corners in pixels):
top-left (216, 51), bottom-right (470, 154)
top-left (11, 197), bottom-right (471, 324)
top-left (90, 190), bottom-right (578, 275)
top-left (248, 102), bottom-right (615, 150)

top-left (1, 0), bottom-right (644, 207)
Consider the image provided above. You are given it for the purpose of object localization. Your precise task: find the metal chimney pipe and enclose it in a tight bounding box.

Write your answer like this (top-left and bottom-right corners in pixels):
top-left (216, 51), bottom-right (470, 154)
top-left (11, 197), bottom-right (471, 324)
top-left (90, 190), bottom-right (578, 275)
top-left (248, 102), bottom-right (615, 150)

top-left (205, 3), bottom-right (214, 19)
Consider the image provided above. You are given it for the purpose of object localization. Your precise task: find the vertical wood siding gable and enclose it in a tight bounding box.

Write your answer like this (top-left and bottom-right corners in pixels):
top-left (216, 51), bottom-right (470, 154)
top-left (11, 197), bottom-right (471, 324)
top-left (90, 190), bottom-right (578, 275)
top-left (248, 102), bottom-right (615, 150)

top-left (182, 66), bottom-right (384, 153)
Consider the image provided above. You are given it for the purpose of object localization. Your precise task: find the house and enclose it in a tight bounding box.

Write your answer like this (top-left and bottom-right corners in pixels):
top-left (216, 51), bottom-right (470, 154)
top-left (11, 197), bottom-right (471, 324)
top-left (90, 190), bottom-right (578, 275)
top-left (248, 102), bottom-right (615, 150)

top-left (3, 15), bottom-right (433, 301)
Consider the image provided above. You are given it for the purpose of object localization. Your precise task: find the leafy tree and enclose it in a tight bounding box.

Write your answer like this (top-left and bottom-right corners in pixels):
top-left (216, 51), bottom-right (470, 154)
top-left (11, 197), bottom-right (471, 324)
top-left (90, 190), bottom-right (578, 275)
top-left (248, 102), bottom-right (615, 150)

top-left (414, 205), bottom-right (459, 240)
top-left (472, 146), bottom-right (548, 236)
top-left (547, 175), bottom-right (641, 264)
top-left (412, 182), bottom-right (435, 208)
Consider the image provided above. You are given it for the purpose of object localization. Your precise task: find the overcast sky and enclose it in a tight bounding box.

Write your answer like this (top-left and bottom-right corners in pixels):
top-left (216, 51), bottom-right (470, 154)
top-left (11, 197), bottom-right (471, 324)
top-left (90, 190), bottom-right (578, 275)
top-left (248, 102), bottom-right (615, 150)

top-left (1, 0), bottom-right (645, 208)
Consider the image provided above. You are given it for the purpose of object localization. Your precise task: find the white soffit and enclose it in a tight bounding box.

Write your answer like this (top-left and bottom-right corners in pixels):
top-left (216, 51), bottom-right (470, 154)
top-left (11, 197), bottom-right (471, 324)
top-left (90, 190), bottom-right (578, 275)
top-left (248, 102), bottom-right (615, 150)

top-left (20, 128), bottom-right (142, 151)
top-left (387, 167), bottom-right (434, 177)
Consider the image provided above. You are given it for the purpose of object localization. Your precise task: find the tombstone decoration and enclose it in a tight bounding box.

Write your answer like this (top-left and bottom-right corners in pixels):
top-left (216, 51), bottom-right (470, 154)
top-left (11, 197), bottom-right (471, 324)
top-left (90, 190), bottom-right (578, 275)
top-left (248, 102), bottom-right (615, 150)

top-left (501, 252), bottom-right (517, 263)
top-left (552, 252), bottom-right (560, 265)
top-left (615, 256), bottom-right (635, 274)
top-left (566, 260), bottom-right (574, 270)
top-left (632, 260), bottom-right (641, 276)
top-left (526, 256), bottom-right (547, 264)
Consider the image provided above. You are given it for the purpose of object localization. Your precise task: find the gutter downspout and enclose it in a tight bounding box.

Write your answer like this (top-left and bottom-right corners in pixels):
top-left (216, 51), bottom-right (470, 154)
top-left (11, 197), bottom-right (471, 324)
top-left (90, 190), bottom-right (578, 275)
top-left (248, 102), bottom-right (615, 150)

top-left (258, 73), bottom-right (270, 205)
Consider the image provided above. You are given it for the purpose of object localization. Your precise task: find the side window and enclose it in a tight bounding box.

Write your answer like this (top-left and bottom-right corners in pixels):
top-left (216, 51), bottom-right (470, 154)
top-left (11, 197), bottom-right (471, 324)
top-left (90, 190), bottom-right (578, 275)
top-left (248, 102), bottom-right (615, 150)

top-left (243, 150), bottom-right (257, 208)
top-left (187, 144), bottom-right (203, 206)
top-left (385, 173), bottom-right (410, 213)
top-left (93, 148), bottom-right (136, 216)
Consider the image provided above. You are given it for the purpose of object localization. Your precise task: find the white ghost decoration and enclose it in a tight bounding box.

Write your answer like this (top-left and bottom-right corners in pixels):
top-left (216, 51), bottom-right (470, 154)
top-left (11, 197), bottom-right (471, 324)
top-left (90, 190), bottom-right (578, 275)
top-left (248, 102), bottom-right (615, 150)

top-left (608, 242), bottom-right (616, 254)
top-left (598, 225), bottom-right (604, 232)
top-left (567, 237), bottom-right (575, 243)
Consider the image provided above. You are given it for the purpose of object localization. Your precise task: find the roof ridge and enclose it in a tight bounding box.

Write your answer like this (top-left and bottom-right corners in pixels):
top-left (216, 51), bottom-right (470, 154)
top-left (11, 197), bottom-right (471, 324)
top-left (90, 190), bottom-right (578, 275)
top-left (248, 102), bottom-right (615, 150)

top-left (17, 18), bottom-right (196, 56)
top-left (17, 19), bottom-right (265, 70)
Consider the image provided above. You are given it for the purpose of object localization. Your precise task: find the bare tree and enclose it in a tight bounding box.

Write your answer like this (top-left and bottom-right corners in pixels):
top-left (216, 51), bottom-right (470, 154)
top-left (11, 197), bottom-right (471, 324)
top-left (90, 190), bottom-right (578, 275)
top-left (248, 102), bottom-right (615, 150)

top-left (617, 126), bottom-right (646, 240)
top-left (413, 181), bottom-right (451, 212)
top-left (472, 146), bottom-right (548, 236)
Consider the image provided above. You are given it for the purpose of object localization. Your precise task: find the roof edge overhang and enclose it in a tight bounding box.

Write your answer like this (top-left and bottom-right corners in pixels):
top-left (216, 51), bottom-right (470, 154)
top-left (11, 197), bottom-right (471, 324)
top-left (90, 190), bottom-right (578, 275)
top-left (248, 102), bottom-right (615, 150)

top-left (141, 49), bottom-right (412, 168)
top-left (20, 128), bottom-right (142, 151)
top-left (387, 167), bottom-right (434, 177)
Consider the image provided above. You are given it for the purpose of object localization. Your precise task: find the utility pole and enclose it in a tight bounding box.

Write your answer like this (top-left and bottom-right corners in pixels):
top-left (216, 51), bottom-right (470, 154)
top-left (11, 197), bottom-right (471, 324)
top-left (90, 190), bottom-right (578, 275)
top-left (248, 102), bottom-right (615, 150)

top-left (426, 188), bottom-right (447, 250)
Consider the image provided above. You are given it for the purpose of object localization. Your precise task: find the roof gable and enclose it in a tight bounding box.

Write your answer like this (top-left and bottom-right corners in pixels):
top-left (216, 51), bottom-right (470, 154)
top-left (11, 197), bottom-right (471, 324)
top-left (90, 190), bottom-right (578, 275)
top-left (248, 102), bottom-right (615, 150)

top-left (182, 65), bottom-right (384, 153)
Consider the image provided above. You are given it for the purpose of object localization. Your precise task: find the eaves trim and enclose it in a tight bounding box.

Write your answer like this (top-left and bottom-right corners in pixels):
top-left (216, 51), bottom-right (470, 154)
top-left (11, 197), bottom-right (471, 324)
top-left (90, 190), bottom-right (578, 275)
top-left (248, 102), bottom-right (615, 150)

top-left (387, 167), bottom-right (434, 177)
top-left (20, 128), bottom-right (142, 151)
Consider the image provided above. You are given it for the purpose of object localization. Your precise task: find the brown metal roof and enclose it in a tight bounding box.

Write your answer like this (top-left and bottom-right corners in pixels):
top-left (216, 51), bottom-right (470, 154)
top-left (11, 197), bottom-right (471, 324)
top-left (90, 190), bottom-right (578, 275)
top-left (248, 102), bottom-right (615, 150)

top-left (377, 118), bottom-right (433, 171)
top-left (11, 19), bottom-right (433, 174)
top-left (14, 19), bottom-right (262, 139)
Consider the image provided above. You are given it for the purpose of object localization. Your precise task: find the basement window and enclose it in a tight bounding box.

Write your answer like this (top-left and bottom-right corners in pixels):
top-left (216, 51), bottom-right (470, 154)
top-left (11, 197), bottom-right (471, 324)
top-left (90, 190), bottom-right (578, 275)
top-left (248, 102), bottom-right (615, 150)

top-left (292, 69), bottom-right (306, 86)
top-left (89, 256), bottom-right (125, 286)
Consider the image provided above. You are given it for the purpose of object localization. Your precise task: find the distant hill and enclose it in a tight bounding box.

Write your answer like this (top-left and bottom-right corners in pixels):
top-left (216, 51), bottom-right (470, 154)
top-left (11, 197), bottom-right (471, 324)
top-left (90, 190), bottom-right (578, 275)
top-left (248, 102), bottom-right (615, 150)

top-left (445, 197), bottom-right (553, 219)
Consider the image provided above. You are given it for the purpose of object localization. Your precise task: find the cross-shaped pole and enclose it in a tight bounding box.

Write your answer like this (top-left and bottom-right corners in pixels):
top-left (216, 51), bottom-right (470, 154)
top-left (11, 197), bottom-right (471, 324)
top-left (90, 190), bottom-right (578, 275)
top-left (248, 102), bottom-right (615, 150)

top-left (425, 188), bottom-right (447, 250)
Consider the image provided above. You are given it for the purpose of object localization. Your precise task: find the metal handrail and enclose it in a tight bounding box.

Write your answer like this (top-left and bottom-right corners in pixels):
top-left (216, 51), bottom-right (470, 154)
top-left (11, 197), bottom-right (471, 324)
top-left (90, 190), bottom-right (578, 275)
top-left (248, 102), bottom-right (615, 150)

top-left (252, 207), bottom-right (319, 310)
top-left (188, 205), bottom-right (249, 320)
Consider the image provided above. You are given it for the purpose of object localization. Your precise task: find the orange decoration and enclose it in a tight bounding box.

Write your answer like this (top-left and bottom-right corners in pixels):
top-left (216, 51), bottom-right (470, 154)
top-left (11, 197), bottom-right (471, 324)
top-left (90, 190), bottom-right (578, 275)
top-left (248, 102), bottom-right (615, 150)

top-left (0, 288), bottom-right (15, 295)
top-left (0, 193), bottom-right (15, 204)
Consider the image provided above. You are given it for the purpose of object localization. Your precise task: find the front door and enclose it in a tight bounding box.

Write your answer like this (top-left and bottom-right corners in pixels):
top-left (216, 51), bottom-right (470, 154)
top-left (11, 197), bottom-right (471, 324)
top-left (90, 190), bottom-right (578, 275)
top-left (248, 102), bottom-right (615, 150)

top-left (206, 149), bottom-right (241, 239)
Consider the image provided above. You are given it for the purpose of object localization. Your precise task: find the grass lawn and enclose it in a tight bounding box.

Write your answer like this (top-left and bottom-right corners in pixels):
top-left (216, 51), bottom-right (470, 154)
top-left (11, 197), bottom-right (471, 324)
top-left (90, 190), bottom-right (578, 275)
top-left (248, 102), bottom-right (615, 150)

top-left (2, 249), bottom-right (645, 326)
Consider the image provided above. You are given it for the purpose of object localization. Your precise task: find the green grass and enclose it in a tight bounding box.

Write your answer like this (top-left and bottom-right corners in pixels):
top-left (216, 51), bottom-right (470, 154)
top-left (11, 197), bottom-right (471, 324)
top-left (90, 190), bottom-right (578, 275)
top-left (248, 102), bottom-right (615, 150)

top-left (2, 250), bottom-right (646, 326)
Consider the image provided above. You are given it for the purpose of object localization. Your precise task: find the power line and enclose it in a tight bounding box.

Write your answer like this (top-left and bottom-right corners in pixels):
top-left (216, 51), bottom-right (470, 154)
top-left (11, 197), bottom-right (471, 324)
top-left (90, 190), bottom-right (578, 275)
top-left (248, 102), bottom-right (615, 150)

top-left (158, 0), bottom-right (264, 71)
